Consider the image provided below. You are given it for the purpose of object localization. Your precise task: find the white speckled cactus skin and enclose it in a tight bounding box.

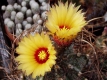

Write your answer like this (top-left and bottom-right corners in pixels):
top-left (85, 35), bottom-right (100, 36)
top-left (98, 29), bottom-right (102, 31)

top-left (2, 0), bottom-right (49, 36)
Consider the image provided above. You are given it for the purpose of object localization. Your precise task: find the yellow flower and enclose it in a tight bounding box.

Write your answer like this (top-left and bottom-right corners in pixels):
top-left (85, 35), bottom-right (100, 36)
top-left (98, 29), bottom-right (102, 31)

top-left (15, 33), bottom-right (56, 79)
top-left (45, 1), bottom-right (87, 46)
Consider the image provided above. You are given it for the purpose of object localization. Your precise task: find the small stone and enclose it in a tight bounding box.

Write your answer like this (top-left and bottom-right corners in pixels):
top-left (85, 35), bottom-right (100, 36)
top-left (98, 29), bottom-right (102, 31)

top-left (11, 15), bottom-right (15, 20)
top-left (26, 9), bottom-right (32, 17)
top-left (17, 5), bottom-right (21, 11)
top-left (33, 14), bottom-right (40, 23)
top-left (7, 21), bottom-right (14, 28)
top-left (30, 2), bottom-right (40, 14)
top-left (21, 1), bottom-right (27, 6)
top-left (41, 11), bottom-right (47, 20)
top-left (22, 20), bottom-right (28, 26)
top-left (21, 7), bottom-right (27, 13)
top-left (16, 12), bottom-right (24, 20)
top-left (4, 18), bottom-right (10, 25)
top-left (37, 19), bottom-right (43, 25)
top-left (42, 2), bottom-right (47, 6)
top-left (15, 17), bottom-right (23, 23)
top-left (29, 0), bottom-right (36, 6)
top-left (25, 24), bottom-right (32, 29)
top-left (16, 23), bottom-right (22, 29)
top-left (40, 3), bottom-right (50, 11)
top-left (27, 17), bottom-right (32, 23)
top-left (1, 5), bottom-right (6, 10)
top-left (6, 5), bottom-right (14, 12)
top-left (16, 28), bottom-right (22, 36)
top-left (14, 3), bottom-right (18, 10)
top-left (11, 11), bottom-right (16, 16)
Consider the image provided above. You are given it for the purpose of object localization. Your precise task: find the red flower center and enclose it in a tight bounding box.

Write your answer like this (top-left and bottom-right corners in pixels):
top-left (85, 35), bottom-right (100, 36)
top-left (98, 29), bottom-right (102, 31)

top-left (34, 47), bottom-right (49, 64)
top-left (59, 25), bottom-right (69, 29)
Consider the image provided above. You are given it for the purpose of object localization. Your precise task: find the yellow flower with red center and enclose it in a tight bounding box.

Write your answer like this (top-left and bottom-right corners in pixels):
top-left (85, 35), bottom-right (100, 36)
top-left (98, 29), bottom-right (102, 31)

top-left (15, 33), bottom-right (56, 79)
top-left (45, 1), bottom-right (87, 46)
